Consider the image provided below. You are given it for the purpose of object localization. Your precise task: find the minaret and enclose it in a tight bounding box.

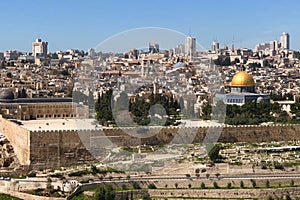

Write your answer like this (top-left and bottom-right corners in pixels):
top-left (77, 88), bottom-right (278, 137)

top-left (210, 58), bottom-right (215, 71)
top-left (141, 60), bottom-right (144, 77)
top-left (232, 36), bottom-right (235, 51)
top-left (153, 82), bottom-right (157, 95)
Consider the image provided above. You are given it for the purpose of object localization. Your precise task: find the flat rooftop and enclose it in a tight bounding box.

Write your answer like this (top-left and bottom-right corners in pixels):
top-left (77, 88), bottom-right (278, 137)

top-left (19, 119), bottom-right (223, 132)
top-left (20, 118), bottom-right (100, 131)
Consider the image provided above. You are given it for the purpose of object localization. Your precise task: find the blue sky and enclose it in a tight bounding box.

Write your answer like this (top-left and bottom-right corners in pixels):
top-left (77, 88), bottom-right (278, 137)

top-left (1, 0), bottom-right (300, 52)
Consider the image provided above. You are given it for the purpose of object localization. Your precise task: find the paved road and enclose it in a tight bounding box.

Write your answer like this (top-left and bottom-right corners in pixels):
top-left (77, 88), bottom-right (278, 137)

top-left (0, 172), bottom-right (295, 192)
top-left (92, 173), bottom-right (300, 183)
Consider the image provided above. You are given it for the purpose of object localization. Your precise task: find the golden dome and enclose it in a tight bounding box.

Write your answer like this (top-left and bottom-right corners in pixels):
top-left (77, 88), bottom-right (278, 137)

top-left (231, 71), bottom-right (255, 87)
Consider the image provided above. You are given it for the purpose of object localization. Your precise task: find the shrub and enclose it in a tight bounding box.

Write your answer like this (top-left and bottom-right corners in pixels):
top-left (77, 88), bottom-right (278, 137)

top-left (122, 184), bottom-right (127, 190)
top-left (142, 193), bottom-right (151, 200)
top-left (68, 170), bottom-right (90, 177)
top-left (27, 172), bottom-right (36, 177)
top-left (91, 165), bottom-right (99, 174)
top-left (50, 173), bottom-right (63, 178)
top-left (274, 162), bottom-right (284, 170)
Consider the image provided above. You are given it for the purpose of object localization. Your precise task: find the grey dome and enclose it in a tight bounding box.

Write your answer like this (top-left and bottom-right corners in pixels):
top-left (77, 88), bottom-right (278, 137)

top-left (256, 96), bottom-right (264, 103)
top-left (0, 89), bottom-right (14, 100)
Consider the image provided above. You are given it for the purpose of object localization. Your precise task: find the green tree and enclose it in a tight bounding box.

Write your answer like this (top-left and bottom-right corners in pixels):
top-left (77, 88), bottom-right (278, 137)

top-left (227, 182), bottom-right (232, 189)
top-left (61, 69), bottom-right (70, 76)
top-left (200, 182), bottom-right (206, 189)
top-left (213, 181), bottom-right (219, 189)
top-left (95, 185), bottom-right (105, 200)
top-left (142, 193), bottom-right (151, 200)
top-left (132, 182), bottom-right (141, 189)
top-left (275, 111), bottom-right (289, 123)
top-left (250, 179), bottom-right (256, 188)
top-left (130, 93), bottom-right (180, 126)
top-left (95, 185), bottom-right (115, 200)
top-left (207, 144), bottom-right (222, 163)
top-left (46, 177), bottom-right (52, 189)
top-left (6, 72), bottom-right (12, 78)
top-left (267, 195), bottom-right (274, 200)
top-left (291, 179), bottom-right (295, 187)
top-left (95, 89), bottom-right (114, 125)
top-left (130, 97), bottom-right (150, 125)
top-left (265, 180), bottom-right (270, 188)
top-left (122, 184), bottom-right (127, 190)
top-left (104, 185), bottom-right (115, 200)
top-left (240, 180), bottom-right (244, 188)
top-left (91, 165), bottom-right (99, 174)
top-left (148, 183), bottom-right (157, 189)
top-left (201, 104), bottom-right (211, 120)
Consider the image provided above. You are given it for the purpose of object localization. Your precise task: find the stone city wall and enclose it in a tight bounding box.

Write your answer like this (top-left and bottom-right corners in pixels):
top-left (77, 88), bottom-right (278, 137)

top-left (0, 116), bottom-right (30, 165)
top-left (29, 130), bottom-right (95, 170)
top-left (1, 116), bottom-right (300, 169)
top-left (30, 124), bottom-right (300, 169)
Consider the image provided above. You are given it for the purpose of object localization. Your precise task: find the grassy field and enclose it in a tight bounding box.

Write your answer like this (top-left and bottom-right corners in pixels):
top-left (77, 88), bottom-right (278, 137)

top-left (72, 192), bottom-right (93, 200)
top-left (0, 193), bottom-right (22, 200)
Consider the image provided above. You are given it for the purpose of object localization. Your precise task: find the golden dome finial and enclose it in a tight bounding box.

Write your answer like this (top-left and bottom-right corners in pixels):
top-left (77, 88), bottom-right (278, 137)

top-left (231, 71), bottom-right (255, 87)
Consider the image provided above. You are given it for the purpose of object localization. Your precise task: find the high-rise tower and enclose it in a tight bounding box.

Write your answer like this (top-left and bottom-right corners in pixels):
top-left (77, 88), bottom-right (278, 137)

top-left (280, 32), bottom-right (290, 50)
top-left (212, 40), bottom-right (219, 51)
top-left (185, 36), bottom-right (196, 57)
top-left (32, 38), bottom-right (48, 58)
